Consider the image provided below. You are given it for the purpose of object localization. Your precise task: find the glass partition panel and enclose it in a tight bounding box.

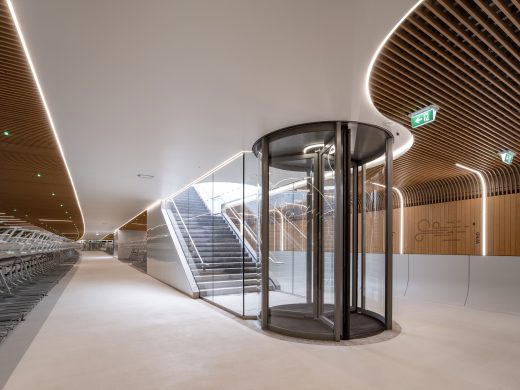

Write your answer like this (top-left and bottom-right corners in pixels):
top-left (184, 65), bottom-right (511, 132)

top-left (320, 144), bottom-right (335, 322)
top-left (170, 173), bottom-right (215, 302)
top-left (167, 152), bottom-right (260, 317)
top-left (264, 127), bottom-right (337, 339)
top-left (363, 163), bottom-right (387, 318)
top-left (243, 152), bottom-right (261, 316)
top-left (268, 164), bottom-right (312, 308)
top-left (211, 156), bottom-right (246, 313)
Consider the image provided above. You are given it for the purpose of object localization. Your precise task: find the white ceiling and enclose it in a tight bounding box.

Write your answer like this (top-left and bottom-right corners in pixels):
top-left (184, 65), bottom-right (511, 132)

top-left (12, 0), bottom-right (417, 239)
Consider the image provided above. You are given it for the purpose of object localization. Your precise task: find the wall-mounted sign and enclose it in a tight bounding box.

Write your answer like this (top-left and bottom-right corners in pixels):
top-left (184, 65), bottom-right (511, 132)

top-left (409, 105), bottom-right (439, 129)
top-left (498, 150), bottom-right (516, 165)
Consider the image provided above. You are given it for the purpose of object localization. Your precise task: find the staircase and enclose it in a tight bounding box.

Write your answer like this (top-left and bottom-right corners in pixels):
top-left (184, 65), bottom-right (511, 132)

top-left (170, 188), bottom-right (260, 297)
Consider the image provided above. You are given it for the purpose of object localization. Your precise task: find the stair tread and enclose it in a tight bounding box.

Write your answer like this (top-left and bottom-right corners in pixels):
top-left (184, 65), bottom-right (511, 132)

top-left (172, 188), bottom-right (260, 297)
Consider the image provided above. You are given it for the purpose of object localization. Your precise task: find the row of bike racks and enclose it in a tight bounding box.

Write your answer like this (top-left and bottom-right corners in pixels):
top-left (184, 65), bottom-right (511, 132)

top-left (0, 227), bottom-right (80, 343)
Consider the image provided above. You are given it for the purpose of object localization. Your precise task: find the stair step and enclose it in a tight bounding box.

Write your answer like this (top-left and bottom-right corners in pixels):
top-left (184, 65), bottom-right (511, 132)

top-left (191, 261), bottom-right (257, 268)
top-left (199, 285), bottom-right (260, 297)
top-left (205, 247), bottom-right (246, 251)
top-left (197, 257), bottom-right (253, 262)
top-left (194, 251), bottom-right (249, 257)
top-left (171, 188), bottom-right (263, 297)
top-left (195, 272), bottom-right (259, 282)
top-left (196, 279), bottom-right (260, 289)
top-left (192, 267), bottom-right (260, 275)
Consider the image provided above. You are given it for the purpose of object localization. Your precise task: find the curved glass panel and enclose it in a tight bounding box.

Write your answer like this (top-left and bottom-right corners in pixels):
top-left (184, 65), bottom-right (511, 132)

top-left (363, 160), bottom-right (387, 319)
top-left (321, 144), bottom-right (335, 321)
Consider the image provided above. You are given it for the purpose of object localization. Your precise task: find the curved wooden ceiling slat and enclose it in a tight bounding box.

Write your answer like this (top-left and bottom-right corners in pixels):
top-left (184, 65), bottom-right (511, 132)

top-left (0, 0), bottom-right (83, 239)
top-left (370, 0), bottom-right (520, 198)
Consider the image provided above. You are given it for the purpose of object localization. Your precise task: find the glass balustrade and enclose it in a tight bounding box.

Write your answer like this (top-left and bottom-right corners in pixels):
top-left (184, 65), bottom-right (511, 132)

top-left (165, 152), bottom-right (260, 318)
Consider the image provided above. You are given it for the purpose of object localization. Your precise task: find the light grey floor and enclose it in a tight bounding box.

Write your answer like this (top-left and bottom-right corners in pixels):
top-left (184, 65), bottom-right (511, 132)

top-left (2, 252), bottom-right (520, 389)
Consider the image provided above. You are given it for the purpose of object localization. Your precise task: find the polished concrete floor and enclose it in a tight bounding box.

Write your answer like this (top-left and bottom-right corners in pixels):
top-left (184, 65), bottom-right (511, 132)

top-left (2, 252), bottom-right (520, 389)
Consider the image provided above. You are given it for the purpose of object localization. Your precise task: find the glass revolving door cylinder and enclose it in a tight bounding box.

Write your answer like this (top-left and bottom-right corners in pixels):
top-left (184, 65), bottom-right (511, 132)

top-left (253, 121), bottom-right (394, 341)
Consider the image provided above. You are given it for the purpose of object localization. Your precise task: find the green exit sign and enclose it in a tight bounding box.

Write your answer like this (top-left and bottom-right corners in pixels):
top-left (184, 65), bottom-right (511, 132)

top-left (498, 150), bottom-right (516, 165)
top-left (410, 105), bottom-right (438, 128)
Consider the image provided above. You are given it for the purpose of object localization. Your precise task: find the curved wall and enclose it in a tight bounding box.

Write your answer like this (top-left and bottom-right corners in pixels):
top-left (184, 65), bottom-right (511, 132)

top-left (146, 202), bottom-right (199, 298)
top-left (393, 254), bottom-right (520, 316)
top-left (405, 255), bottom-right (469, 306)
top-left (466, 256), bottom-right (520, 315)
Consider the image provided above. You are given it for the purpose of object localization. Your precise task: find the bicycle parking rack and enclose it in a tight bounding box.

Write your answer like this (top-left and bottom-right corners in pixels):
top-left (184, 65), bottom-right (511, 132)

top-left (0, 227), bottom-right (80, 343)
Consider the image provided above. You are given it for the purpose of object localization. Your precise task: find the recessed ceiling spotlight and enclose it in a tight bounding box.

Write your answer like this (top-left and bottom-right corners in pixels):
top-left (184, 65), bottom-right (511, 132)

top-left (137, 174), bottom-right (154, 179)
top-left (3, 130), bottom-right (10, 136)
top-left (36, 173), bottom-right (42, 177)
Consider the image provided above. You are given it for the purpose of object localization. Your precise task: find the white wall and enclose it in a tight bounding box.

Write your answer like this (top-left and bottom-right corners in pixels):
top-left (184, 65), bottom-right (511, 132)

top-left (146, 202), bottom-right (199, 298)
top-left (466, 256), bottom-right (520, 315)
top-left (393, 254), bottom-right (408, 297)
top-left (393, 254), bottom-right (520, 316)
top-left (406, 255), bottom-right (469, 306)
top-left (113, 230), bottom-right (118, 258)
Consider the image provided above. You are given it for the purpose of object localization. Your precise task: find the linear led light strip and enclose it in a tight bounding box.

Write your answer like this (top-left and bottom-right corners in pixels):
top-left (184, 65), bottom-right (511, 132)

top-left (116, 134), bottom-right (409, 234)
top-left (114, 210), bottom-right (150, 234)
top-left (366, 135), bottom-right (414, 167)
top-left (456, 163), bottom-right (487, 256)
top-left (113, 139), bottom-right (407, 233)
top-left (364, 0), bottom-right (423, 161)
top-left (372, 183), bottom-right (404, 255)
top-left (39, 219), bottom-right (73, 223)
top-left (7, 1), bottom-right (86, 239)
top-left (167, 151), bottom-right (248, 200)
top-left (114, 151), bottom-right (248, 232)
top-left (365, 0), bottom-right (425, 106)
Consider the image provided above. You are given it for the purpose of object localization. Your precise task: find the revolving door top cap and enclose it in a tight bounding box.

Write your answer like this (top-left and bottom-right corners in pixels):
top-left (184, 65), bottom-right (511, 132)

top-left (252, 121), bottom-right (393, 170)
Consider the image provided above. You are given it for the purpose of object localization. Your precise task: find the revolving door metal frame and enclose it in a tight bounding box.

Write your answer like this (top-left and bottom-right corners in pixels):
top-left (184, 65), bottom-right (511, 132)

top-left (259, 121), bottom-right (393, 341)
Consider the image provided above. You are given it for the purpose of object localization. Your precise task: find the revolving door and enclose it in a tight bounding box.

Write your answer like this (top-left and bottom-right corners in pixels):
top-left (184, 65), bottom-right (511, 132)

top-left (253, 122), bottom-right (393, 341)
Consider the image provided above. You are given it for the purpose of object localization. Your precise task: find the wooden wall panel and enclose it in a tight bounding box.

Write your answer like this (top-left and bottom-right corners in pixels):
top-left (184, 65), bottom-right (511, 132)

top-left (264, 194), bottom-right (520, 255)
top-left (361, 193), bottom-right (520, 256)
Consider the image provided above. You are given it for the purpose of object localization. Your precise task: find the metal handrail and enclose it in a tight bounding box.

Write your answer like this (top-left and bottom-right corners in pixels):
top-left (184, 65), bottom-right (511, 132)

top-left (170, 200), bottom-right (205, 267)
top-left (222, 205), bottom-right (284, 265)
top-left (270, 208), bottom-right (307, 242)
top-left (220, 191), bottom-right (308, 244)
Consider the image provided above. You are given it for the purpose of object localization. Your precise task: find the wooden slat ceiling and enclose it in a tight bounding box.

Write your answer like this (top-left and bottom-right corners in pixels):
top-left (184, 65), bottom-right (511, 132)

top-left (370, 0), bottom-right (520, 192)
top-left (119, 211), bottom-right (147, 231)
top-left (0, 1), bottom-right (83, 239)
